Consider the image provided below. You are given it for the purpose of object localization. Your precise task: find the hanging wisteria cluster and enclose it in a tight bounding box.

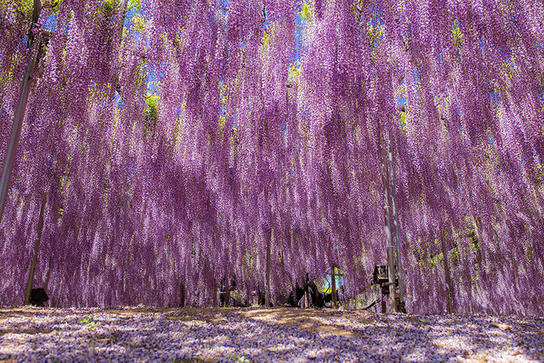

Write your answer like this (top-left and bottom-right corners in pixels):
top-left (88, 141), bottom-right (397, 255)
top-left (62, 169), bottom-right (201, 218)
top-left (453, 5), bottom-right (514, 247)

top-left (0, 0), bottom-right (543, 315)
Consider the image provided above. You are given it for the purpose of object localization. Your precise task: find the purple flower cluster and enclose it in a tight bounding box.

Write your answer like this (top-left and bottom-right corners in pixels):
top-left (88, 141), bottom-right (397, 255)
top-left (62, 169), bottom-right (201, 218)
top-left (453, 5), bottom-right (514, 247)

top-left (0, 1), bottom-right (543, 315)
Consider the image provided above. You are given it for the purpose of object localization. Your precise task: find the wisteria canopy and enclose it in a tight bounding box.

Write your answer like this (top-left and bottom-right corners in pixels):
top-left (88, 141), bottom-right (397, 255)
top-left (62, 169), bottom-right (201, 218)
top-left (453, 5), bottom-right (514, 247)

top-left (0, 0), bottom-right (543, 315)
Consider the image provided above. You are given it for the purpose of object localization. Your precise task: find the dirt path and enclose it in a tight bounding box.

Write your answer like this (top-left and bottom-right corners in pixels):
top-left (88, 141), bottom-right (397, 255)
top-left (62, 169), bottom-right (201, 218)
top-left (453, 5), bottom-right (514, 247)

top-left (0, 306), bottom-right (543, 362)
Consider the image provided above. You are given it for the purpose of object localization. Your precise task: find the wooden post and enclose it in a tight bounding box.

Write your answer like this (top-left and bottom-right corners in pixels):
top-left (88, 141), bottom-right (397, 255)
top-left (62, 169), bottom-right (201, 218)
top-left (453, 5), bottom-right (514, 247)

top-left (180, 281), bottom-right (185, 307)
top-left (212, 278), bottom-right (217, 308)
top-left (44, 251), bottom-right (53, 301)
top-left (440, 228), bottom-right (455, 314)
top-left (388, 138), bottom-right (405, 312)
top-left (24, 192), bottom-right (47, 305)
top-left (331, 266), bottom-right (338, 308)
top-left (0, 0), bottom-right (43, 225)
top-left (264, 228), bottom-right (272, 307)
top-left (44, 265), bottom-right (51, 291)
top-left (226, 278), bottom-right (231, 307)
top-left (381, 138), bottom-right (398, 312)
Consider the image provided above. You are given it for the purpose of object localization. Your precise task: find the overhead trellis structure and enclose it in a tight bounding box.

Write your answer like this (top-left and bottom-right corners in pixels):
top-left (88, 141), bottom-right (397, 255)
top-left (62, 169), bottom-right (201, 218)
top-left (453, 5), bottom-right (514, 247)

top-left (0, 0), bottom-right (543, 315)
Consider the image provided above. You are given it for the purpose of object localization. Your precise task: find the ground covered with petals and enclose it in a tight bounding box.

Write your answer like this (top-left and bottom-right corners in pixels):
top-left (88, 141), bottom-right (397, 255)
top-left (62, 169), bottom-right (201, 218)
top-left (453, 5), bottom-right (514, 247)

top-left (0, 307), bottom-right (542, 362)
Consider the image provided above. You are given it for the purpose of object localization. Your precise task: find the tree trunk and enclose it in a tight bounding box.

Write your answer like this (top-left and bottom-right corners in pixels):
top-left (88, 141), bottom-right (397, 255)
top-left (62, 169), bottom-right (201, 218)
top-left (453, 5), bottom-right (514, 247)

top-left (24, 192), bottom-right (47, 305)
top-left (108, 0), bottom-right (128, 99)
top-left (0, 0), bottom-right (43, 225)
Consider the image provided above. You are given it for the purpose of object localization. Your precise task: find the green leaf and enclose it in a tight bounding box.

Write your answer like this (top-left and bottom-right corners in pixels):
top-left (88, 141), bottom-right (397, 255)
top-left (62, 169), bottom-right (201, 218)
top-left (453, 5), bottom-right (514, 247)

top-left (300, 0), bottom-right (314, 21)
top-left (128, 0), bottom-right (141, 10)
top-left (451, 19), bottom-right (464, 50)
top-left (132, 13), bottom-right (146, 32)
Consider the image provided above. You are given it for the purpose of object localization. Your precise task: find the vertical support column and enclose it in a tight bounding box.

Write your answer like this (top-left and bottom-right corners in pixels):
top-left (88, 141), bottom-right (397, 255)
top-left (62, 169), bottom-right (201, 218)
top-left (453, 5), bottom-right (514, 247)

top-left (180, 281), bottom-right (185, 308)
top-left (388, 138), bottom-right (405, 312)
top-left (226, 278), bottom-right (231, 307)
top-left (265, 228), bottom-right (272, 307)
top-left (382, 137), bottom-right (398, 312)
top-left (381, 288), bottom-right (386, 313)
top-left (44, 263), bottom-right (51, 291)
top-left (303, 273), bottom-right (310, 308)
top-left (331, 266), bottom-right (338, 308)
top-left (212, 278), bottom-right (218, 308)
top-left (24, 192), bottom-right (47, 305)
top-left (440, 228), bottom-right (455, 314)
top-left (0, 0), bottom-right (43, 224)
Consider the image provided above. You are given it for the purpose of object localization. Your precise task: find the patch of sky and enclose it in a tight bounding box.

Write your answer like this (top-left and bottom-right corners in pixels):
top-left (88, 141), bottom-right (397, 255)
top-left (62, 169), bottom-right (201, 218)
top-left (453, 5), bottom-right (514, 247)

top-left (398, 79), bottom-right (407, 100)
top-left (44, 14), bottom-right (58, 32)
top-left (452, 19), bottom-right (460, 29)
top-left (144, 62), bottom-right (162, 95)
top-left (488, 135), bottom-right (495, 146)
top-left (371, 11), bottom-right (384, 27)
top-left (321, 273), bottom-right (345, 293)
top-left (261, 6), bottom-right (271, 31)
top-left (293, 1), bottom-right (311, 62)
top-left (396, 87), bottom-right (407, 128)
top-left (10, 179), bottom-right (21, 195)
top-left (498, 46), bottom-right (513, 61)
top-left (115, 92), bottom-right (125, 110)
top-left (217, 0), bottom-right (229, 17)
top-left (479, 38), bottom-right (486, 54)
top-left (454, 107), bottom-right (461, 118)
top-left (412, 68), bottom-right (421, 84)
top-left (366, 11), bottom-right (385, 52)
top-left (219, 104), bottom-right (227, 118)
top-left (281, 121), bottom-right (288, 143)
top-left (436, 45), bottom-right (443, 65)
top-left (490, 91), bottom-right (500, 107)
top-left (298, 108), bottom-right (310, 122)
top-left (507, 11), bottom-right (521, 31)
top-left (399, 20), bottom-right (412, 41)
top-left (127, 158), bottom-right (136, 176)
top-left (293, 11), bottom-right (303, 62)
top-left (231, 110), bottom-right (239, 131)
top-left (22, 36), bottom-right (30, 48)
top-left (125, 2), bottom-right (149, 43)
top-left (124, 7), bottom-right (138, 28)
